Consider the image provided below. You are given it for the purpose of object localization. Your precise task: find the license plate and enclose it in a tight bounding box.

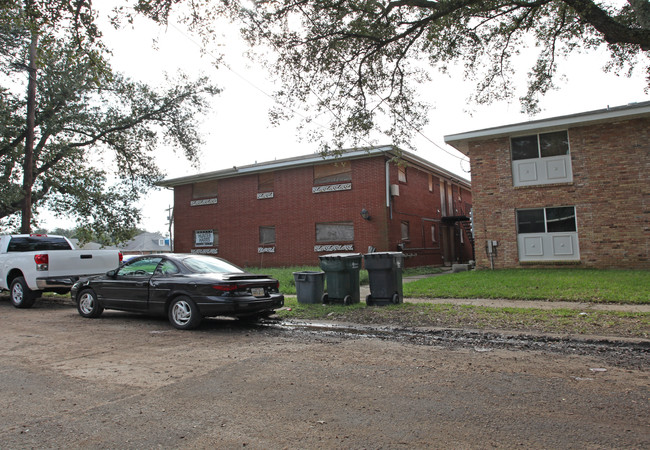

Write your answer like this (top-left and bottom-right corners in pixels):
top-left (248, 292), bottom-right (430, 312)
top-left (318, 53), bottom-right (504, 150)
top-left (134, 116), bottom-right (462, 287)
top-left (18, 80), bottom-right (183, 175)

top-left (251, 287), bottom-right (265, 297)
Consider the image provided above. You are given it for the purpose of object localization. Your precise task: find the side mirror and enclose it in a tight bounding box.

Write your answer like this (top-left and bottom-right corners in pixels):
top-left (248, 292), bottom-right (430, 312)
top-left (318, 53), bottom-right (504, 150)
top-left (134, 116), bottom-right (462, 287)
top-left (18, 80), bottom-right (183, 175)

top-left (106, 269), bottom-right (117, 277)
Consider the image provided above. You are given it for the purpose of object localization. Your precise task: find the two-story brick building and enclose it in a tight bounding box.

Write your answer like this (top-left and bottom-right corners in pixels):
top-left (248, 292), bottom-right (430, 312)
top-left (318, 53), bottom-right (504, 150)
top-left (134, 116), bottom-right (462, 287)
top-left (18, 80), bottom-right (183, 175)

top-left (444, 101), bottom-right (649, 269)
top-left (159, 145), bottom-right (472, 267)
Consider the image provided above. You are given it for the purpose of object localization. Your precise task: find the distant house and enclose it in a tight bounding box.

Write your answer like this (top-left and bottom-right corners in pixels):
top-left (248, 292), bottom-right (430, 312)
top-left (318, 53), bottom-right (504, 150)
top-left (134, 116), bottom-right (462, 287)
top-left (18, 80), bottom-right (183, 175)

top-left (69, 239), bottom-right (117, 251)
top-left (120, 232), bottom-right (171, 256)
top-left (159, 145), bottom-right (473, 267)
top-left (444, 101), bottom-right (649, 269)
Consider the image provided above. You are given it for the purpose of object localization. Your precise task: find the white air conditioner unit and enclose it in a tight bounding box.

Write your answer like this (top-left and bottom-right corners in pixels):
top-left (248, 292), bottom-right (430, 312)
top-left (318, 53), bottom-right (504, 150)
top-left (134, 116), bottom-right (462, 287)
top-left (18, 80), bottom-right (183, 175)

top-left (390, 184), bottom-right (400, 196)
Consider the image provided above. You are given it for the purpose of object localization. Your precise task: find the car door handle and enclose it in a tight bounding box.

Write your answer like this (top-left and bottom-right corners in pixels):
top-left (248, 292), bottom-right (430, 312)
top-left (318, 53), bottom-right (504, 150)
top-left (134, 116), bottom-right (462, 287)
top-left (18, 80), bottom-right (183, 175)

top-left (136, 281), bottom-right (148, 287)
top-left (150, 281), bottom-right (158, 287)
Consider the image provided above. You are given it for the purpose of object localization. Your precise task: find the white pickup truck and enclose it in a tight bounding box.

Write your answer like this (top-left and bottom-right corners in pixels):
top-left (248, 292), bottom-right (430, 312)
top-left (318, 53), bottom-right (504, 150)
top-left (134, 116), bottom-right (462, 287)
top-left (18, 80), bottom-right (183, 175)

top-left (0, 234), bottom-right (122, 308)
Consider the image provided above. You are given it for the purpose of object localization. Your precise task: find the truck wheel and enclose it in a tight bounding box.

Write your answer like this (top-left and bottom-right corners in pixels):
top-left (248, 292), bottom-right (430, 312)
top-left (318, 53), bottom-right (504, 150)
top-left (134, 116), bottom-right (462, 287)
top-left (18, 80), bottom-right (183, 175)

top-left (10, 277), bottom-right (35, 308)
top-left (77, 289), bottom-right (104, 318)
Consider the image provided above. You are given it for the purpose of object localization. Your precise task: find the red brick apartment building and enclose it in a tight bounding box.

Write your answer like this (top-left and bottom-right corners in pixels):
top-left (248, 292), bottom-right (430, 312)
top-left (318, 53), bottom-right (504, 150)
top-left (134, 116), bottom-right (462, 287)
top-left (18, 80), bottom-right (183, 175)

top-left (444, 101), bottom-right (650, 270)
top-left (159, 146), bottom-right (473, 267)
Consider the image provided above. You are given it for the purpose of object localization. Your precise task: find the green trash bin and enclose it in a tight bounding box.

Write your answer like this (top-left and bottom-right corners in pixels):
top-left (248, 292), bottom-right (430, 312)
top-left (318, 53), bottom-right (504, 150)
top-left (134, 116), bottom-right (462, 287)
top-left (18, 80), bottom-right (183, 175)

top-left (318, 253), bottom-right (362, 305)
top-left (363, 252), bottom-right (404, 306)
top-left (293, 271), bottom-right (325, 304)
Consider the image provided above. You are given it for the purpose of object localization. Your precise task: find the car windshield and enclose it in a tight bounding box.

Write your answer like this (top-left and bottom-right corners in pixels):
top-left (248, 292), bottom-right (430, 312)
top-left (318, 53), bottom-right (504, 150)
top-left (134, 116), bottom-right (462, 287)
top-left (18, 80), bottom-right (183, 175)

top-left (181, 255), bottom-right (243, 274)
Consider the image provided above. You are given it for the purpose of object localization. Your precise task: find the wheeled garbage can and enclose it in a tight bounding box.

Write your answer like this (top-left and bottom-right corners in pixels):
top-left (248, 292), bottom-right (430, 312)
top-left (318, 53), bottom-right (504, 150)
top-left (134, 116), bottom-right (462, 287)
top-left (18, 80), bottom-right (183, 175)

top-left (318, 253), bottom-right (362, 305)
top-left (293, 271), bottom-right (325, 304)
top-left (363, 252), bottom-right (404, 306)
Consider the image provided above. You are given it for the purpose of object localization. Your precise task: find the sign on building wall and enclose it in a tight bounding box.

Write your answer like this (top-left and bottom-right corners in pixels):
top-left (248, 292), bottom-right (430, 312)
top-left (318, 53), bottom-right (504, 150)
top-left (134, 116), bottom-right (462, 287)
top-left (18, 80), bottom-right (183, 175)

top-left (194, 229), bottom-right (216, 247)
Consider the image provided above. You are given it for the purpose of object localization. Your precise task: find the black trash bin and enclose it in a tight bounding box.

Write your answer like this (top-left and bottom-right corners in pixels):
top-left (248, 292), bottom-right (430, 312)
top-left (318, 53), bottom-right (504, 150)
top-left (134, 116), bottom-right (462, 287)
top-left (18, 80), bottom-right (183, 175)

top-left (293, 271), bottom-right (325, 304)
top-left (363, 252), bottom-right (404, 306)
top-left (318, 253), bottom-right (362, 305)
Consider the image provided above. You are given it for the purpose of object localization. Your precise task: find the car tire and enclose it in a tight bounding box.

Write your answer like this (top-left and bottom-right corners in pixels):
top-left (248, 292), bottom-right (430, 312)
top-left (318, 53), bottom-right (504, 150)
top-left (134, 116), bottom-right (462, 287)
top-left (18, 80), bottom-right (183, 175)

top-left (77, 289), bottom-right (104, 318)
top-left (168, 296), bottom-right (201, 330)
top-left (10, 277), bottom-right (36, 309)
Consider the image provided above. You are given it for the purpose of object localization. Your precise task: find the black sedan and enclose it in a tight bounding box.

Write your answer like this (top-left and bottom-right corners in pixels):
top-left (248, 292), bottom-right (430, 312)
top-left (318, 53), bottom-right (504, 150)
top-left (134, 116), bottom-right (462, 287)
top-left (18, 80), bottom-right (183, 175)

top-left (71, 254), bottom-right (284, 329)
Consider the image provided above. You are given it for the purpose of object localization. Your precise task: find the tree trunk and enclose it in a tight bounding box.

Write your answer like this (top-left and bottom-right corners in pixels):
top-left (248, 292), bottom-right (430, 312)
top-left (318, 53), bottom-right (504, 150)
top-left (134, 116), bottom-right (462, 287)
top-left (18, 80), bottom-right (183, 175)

top-left (21, 27), bottom-right (38, 234)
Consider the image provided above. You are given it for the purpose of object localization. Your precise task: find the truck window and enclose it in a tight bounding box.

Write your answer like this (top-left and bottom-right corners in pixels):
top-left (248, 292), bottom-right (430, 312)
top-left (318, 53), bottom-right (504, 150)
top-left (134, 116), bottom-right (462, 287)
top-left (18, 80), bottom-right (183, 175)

top-left (7, 237), bottom-right (72, 252)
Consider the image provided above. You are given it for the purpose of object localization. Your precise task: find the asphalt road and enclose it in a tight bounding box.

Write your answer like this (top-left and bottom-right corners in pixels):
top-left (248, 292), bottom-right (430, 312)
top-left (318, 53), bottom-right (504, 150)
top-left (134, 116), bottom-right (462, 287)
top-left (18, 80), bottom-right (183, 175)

top-left (0, 297), bottom-right (648, 448)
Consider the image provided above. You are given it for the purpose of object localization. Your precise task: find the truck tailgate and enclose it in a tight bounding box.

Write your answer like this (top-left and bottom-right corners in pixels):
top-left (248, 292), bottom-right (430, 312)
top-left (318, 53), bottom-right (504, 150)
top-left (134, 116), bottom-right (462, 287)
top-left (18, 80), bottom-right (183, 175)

top-left (46, 250), bottom-right (120, 278)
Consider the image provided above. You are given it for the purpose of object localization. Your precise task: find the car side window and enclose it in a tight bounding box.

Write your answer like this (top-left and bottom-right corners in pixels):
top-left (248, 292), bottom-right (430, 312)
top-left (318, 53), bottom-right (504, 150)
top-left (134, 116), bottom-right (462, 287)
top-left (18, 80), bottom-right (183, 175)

top-left (118, 257), bottom-right (163, 277)
top-left (155, 260), bottom-right (180, 276)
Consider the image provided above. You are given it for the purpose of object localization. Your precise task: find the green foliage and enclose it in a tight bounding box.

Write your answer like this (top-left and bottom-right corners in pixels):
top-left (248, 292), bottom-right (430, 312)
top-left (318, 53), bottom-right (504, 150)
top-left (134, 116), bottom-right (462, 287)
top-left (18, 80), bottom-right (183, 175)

top-left (403, 269), bottom-right (650, 304)
top-left (0, 1), bottom-right (220, 238)
top-left (138, 0), bottom-right (650, 151)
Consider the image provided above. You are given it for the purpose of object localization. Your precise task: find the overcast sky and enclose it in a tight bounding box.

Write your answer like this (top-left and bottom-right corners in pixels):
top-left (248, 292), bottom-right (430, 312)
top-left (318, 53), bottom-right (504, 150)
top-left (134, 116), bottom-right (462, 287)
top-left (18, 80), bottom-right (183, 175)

top-left (41, 5), bottom-right (650, 235)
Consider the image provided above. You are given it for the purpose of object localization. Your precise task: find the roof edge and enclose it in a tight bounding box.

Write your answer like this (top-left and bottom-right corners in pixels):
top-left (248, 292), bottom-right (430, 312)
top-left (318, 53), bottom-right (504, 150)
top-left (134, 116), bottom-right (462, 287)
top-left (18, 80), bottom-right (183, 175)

top-left (443, 101), bottom-right (650, 153)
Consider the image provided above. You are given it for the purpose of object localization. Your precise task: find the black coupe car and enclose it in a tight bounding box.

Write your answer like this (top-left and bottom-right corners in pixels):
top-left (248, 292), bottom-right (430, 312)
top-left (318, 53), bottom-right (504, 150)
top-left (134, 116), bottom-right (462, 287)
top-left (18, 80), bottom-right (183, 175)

top-left (71, 254), bottom-right (284, 329)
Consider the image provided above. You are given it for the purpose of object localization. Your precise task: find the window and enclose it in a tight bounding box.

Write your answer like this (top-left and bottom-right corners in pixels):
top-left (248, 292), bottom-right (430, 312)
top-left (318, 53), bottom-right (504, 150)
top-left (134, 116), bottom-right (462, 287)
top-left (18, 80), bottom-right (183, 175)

top-left (398, 165), bottom-right (407, 183)
top-left (401, 221), bottom-right (410, 241)
top-left (118, 257), bottom-right (163, 277)
top-left (316, 222), bottom-right (354, 242)
top-left (8, 236), bottom-right (72, 252)
top-left (194, 229), bottom-right (217, 247)
top-left (313, 162), bottom-right (351, 184)
top-left (428, 174), bottom-right (434, 192)
top-left (259, 226), bottom-right (276, 245)
top-left (516, 207), bottom-right (579, 262)
top-left (511, 131), bottom-right (569, 161)
top-left (517, 207), bottom-right (576, 234)
top-left (192, 180), bottom-right (218, 199)
top-left (431, 224), bottom-right (437, 243)
top-left (156, 260), bottom-right (180, 275)
top-left (258, 172), bottom-right (274, 192)
top-left (511, 130), bottom-right (572, 187)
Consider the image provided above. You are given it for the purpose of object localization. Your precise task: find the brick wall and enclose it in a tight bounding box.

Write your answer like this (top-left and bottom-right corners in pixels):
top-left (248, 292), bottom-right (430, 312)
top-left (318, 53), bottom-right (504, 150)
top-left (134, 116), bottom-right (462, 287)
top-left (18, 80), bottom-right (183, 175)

top-left (172, 154), bottom-right (472, 268)
top-left (468, 117), bottom-right (649, 269)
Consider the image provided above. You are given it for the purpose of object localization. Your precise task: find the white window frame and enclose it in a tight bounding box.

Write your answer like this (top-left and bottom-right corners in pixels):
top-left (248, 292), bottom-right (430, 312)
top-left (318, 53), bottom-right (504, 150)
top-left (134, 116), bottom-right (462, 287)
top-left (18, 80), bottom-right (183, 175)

top-left (516, 207), bottom-right (580, 262)
top-left (511, 130), bottom-right (573, 187)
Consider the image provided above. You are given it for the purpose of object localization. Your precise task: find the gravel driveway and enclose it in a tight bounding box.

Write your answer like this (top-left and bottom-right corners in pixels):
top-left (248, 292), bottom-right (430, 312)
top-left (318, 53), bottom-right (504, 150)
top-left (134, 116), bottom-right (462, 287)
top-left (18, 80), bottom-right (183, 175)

top-left (0, 297), bottom-right (648, 448)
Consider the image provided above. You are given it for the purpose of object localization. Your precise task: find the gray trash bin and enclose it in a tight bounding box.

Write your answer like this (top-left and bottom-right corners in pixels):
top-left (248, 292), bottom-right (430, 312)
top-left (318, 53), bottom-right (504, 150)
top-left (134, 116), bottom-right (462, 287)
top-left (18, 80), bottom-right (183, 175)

top-left (318, 253), bottom-right (362, 305)
top-left (293, 271), bottom-right (325, 304)
top-left (363, 252), bottom-right (404, 306)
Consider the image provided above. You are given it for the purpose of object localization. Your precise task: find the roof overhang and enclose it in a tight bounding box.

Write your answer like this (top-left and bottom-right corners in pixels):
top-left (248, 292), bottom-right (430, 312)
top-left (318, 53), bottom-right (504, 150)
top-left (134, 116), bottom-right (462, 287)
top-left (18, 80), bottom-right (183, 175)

top-left (158, 144), bottom-right (470, 188)
top-left (444, 101), bottom-right (650, 156)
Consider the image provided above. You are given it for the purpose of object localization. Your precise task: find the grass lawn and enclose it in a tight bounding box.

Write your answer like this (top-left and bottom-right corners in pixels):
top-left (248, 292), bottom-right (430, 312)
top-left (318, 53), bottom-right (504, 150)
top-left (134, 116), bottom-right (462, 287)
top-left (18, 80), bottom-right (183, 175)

top-left (403, 269), bottom-right (649, 304)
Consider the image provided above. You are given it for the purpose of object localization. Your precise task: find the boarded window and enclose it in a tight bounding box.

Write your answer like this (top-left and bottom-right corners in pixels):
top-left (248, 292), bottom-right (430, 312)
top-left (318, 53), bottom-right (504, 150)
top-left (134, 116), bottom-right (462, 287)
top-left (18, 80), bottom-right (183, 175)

top-left (258, 172), bottom-right (274, 192)
top-left (195, 229), bottom-right (218, 247)
top-left (401, 221), bottom-right (410, 240)
top-left (431, 224), bottom-right (437, 243)
top-left (398, 165), bottom-right (407, 183)
top-left (316, 222), bottom-right (354, 243)
top-left (428, 174), bottom-right (433, 192)
top-left (192, 180), bottom-right (218, 199)
top-left (313, 162), bottom-right (351, 184)
top-left (259, 226), bottom-right (276, 245)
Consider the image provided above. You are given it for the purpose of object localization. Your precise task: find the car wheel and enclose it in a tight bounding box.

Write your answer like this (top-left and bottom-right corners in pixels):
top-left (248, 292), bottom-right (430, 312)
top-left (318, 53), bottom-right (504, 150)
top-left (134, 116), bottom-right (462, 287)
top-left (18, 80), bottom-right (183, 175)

top-left (168, 296), bottom-right (201, 330)
top-left (77, 289), bottom-right (104, 318)
top-left (10, 277), bottom-right (35, 309)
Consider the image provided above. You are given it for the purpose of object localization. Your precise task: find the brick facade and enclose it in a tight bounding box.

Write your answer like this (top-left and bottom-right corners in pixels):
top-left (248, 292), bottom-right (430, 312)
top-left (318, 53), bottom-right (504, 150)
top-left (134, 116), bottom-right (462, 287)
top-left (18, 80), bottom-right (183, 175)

top-left (446, 105), bottom-right (649, 269)
top-left (162, 147), bottom-right (473, 268)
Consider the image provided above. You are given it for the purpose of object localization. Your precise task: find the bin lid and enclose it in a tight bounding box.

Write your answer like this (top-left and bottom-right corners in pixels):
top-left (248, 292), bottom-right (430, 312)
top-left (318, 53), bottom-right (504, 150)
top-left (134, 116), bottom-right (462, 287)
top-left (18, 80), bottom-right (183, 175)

top-left (364, 252), bottom-right (404, 258)
top-left (319, 253), bottom-right (362, 259)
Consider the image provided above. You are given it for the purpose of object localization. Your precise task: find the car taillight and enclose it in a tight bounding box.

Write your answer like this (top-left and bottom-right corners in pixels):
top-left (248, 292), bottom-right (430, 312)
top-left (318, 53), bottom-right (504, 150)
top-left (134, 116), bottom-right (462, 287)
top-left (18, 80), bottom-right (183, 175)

top-left (212, 284), bottom-right (239, 293)
top-left (34, 254), bottom-right (49, 271)
top-left (119, 252), bottom-right (123, 263)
